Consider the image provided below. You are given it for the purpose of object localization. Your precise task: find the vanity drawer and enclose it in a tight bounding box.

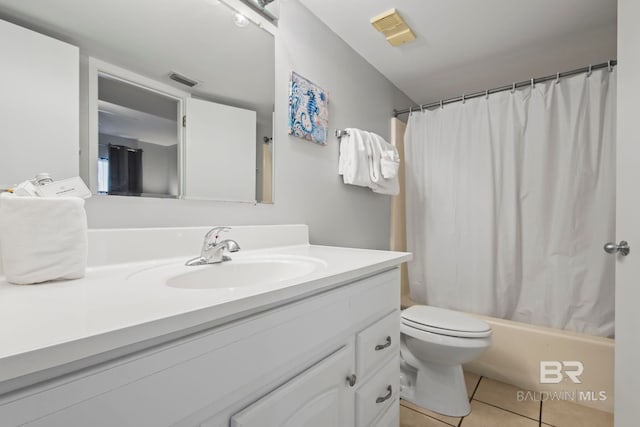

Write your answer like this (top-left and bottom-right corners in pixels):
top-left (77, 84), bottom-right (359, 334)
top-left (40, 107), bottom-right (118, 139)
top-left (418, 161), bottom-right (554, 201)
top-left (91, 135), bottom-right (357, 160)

top-left (355, 355), bottom-right (399, 427)
top-left (356, 310), bottom-right (399, 378)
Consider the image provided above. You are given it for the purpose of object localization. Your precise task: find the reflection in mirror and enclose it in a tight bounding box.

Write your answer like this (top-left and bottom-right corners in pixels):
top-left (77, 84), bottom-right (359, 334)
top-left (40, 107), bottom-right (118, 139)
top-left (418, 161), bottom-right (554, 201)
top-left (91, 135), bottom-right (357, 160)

top-left (98, 74), bottom-right (179, 198)
top-left (0, 0), bottom-right (275, 203)
top-left (260, 136), bottom-right (274, 202)
top-left (184, 97), bottom-right (256, 202)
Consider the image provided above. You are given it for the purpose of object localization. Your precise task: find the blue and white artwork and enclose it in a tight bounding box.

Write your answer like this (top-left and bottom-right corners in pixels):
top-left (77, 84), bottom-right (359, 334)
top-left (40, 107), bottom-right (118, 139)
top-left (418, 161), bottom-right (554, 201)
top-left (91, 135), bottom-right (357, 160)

top-left (288, 72), bottom-right (329, 145)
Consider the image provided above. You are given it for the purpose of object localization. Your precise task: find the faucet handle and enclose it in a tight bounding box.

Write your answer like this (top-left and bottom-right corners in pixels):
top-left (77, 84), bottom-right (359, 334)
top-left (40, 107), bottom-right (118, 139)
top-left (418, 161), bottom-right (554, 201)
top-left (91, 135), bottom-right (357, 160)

top-left (204, 226), bottom-right (231, 244)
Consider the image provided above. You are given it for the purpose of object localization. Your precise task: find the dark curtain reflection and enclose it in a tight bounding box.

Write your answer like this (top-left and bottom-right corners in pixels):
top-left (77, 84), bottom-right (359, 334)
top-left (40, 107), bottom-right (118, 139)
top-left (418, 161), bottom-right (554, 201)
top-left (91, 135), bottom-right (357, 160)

top-left (108, 144), bottom-right (143, 196)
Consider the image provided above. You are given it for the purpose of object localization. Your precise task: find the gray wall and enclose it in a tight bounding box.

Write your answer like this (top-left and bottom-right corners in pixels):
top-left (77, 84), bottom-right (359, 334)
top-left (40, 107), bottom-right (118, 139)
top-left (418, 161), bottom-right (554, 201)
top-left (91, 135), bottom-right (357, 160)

top-left (84, 1), bottom-right (413, 250)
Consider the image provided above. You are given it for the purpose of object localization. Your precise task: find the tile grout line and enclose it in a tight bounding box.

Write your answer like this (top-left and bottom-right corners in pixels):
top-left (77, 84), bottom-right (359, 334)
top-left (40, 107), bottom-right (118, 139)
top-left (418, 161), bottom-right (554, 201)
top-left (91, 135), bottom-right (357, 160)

top-left (401, 402), bottom-right (459, 427)
top-left (539, 400), bottom-right (543, 427)
top-left (469, 375), bottom-right (482, 401)
top-left (457, 375), bottom-right (483, 427)
top-left (471, 398), bottom-right (541, 423)
top-left (470, 375), bottom-right (542, 423)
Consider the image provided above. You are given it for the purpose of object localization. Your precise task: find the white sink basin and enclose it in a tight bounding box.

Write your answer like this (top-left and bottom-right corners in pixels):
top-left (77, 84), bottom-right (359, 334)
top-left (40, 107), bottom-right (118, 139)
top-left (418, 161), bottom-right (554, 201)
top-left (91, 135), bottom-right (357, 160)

top-left (128, 255), bottom-right (327, 290)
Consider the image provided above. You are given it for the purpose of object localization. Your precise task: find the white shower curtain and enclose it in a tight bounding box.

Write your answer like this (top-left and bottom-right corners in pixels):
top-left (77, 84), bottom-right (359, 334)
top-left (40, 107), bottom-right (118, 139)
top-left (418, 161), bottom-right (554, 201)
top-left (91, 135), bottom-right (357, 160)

top-left (405, 69), bottom-right (616, 336)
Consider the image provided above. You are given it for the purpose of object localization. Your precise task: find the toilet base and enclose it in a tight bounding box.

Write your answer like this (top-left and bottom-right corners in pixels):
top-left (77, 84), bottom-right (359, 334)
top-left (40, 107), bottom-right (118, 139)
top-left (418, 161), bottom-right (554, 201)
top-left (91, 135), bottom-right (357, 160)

top-left (400, 361), bottom-right (470, 417)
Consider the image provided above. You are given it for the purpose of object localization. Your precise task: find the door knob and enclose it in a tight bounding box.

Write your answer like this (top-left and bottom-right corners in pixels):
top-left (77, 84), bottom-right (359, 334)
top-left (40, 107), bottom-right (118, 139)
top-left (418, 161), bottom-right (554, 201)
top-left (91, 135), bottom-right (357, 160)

top-left (604, 241), bottom-right (630, 256)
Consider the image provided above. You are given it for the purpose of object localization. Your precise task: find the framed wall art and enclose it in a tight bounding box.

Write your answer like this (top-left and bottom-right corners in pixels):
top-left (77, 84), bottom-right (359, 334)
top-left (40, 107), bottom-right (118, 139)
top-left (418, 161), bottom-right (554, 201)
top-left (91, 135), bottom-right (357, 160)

top-left (288, 71), bottom-right (329, 145)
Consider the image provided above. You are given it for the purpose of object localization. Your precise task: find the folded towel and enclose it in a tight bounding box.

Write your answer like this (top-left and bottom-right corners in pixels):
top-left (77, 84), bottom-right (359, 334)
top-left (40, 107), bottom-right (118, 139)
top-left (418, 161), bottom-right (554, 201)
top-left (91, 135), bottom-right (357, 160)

top-left (339, 128), bottom-right (371, 187)
top-left (380, 157), bottom-right (399, 179)
top-left (0, 193), bottom-right (87, 284)
top-left (338, 128), bottom-right (400, 195)
top-left (380, 146), bottom-right (400, 179)
top-left (365, 131), bottom-right (382, 184)
top-left (368, 133), bottom-right (399, 195)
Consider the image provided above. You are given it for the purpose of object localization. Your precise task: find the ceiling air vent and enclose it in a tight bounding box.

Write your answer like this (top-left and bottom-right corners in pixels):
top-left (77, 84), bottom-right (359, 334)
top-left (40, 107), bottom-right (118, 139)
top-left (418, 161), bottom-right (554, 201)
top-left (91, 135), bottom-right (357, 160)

top-left (169, 72), bottom-right (198, 87)
top-left (370, 8), bottom-right (416, 47)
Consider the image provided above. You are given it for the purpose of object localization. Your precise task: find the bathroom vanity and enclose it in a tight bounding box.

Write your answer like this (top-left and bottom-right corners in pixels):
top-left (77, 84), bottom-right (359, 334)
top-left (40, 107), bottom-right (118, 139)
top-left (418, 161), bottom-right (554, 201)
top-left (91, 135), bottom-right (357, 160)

top-left (0, 225), bottom-right (410, 426)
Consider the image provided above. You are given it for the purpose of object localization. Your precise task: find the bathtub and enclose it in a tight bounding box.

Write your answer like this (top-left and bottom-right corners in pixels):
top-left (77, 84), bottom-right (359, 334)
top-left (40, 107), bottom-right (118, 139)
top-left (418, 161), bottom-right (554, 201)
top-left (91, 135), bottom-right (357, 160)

top-left (402, 296), bottom-right (614, 413)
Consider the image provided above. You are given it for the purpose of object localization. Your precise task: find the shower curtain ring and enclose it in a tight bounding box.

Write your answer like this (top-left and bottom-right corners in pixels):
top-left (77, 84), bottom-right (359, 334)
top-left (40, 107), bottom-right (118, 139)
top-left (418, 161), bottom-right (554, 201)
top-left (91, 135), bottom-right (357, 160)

top-left (555, 72), bottom-right (560, 84)
top-left (608, 60), bottom-right (613, 72)
top-left (440, 100), bottom-right (443, 109)
top-left (511, 83), bottom-right (516, 94)
top-left (531, 78), bottom-right (535, 89)
top-left (587, 64), bottom-right (593, 77)
top-left (420, 104), bottom-right (424, 112)
top-left (485, 89), bottom-right (489, 100)
top-left (462, 94), bottom-right (466, 104)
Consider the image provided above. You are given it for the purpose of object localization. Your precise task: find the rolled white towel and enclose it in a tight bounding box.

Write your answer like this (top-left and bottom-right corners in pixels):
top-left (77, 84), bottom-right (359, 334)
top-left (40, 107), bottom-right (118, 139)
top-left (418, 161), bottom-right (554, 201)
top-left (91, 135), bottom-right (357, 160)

top-left (0, 193), bottom-right (87, 284)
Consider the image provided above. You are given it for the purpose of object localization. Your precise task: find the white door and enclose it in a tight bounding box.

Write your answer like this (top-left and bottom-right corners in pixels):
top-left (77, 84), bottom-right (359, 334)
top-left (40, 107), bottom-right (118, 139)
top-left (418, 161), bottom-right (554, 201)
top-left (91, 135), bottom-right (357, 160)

top-left (184, 98), bottom-right (256, 202)
top-left (231, 346), bottom-right (355, 427)
top-left (614, 1), bottom-right (640, 426)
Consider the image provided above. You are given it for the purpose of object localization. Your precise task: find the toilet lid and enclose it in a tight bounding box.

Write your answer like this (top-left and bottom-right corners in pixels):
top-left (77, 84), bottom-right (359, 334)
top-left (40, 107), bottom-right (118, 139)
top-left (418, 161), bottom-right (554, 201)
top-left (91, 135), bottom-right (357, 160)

top-left (401, 305), bottom-right (492, 338)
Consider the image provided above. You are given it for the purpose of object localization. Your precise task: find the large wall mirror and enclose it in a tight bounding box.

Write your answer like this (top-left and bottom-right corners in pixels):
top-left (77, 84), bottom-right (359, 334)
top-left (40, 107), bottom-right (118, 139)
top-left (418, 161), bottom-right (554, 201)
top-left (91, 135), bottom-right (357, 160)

top-left (0, 0), bottom-right (276, 203)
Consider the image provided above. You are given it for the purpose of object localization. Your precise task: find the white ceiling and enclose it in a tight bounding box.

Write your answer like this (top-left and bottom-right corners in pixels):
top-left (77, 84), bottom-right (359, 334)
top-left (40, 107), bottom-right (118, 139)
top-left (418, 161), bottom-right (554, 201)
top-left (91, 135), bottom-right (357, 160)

top-left (300, 0), bottom-right (617, 105)
top-left (98, 101), bottom-right (178, 147)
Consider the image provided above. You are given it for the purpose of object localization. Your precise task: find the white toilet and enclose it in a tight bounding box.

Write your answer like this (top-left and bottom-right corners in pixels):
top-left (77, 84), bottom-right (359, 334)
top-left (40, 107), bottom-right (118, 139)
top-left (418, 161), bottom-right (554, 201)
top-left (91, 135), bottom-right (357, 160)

top-left (399, 305), bottom-right (492, 417)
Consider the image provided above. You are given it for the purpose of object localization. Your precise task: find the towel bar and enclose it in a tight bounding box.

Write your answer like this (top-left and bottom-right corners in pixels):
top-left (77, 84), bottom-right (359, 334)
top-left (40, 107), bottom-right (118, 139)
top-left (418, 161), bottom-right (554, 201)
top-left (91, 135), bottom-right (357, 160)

top-left (335, 129), bottom-right (349, 138)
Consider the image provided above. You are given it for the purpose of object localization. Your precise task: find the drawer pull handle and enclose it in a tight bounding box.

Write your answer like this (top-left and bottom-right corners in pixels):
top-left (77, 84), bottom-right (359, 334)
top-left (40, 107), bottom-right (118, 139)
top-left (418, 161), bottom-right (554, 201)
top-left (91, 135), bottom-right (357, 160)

top-left (376, 385), bottom-right (393, 403)
top-left (375, 336), bottom-right (392, 351)
top-left (346, 374), bottom-right (357, 387)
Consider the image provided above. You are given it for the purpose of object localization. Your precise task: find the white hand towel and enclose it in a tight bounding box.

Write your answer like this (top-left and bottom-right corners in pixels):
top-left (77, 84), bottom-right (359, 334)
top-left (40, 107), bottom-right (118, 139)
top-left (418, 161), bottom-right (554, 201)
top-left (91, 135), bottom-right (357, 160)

top-left (338, 128), bottom-right (400, 195)
top-left (339, 128), bottom-right (371, 187)
top-left (365, 131), bottom-right (382, 184)
top-left (369, 133), bottom-right (400, 196)
top-left (380, 147), bottom-right (400, 179)
top-left (0, 193), bottom-right (88, 284)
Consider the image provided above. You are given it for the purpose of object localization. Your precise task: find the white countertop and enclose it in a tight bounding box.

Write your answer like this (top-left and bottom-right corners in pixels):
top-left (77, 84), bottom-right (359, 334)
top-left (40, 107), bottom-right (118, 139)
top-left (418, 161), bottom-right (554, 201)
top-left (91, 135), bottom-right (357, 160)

top-left (0, 242), bottom-right (410, 388)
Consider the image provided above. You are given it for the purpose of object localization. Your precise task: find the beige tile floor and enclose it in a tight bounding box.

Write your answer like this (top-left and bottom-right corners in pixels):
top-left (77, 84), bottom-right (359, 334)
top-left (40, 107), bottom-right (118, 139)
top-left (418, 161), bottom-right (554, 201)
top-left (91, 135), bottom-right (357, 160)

top-left (400, 372), bottom-right (613, 427)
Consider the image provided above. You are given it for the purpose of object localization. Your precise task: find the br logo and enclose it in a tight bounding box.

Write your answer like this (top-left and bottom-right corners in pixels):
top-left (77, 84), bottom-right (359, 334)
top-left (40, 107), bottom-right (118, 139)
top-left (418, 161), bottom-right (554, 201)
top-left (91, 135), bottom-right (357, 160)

top-left (540, 361), bottom-right (584, 384)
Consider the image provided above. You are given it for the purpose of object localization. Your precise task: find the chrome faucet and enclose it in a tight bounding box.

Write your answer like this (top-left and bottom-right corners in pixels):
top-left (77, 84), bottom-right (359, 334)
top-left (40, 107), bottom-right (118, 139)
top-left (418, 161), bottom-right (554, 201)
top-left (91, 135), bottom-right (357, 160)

top-left (186, 226), bottom-right (241, 266)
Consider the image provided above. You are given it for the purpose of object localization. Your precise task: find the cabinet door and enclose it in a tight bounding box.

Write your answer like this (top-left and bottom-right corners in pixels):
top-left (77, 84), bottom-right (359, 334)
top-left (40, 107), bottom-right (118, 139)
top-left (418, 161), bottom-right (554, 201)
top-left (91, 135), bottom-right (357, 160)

top-left (184, 98), bottom-right (256, 202)
top-left (231, 346), bottom-right (355, 427)
top-left (0, 19), bottom-right (79, 186)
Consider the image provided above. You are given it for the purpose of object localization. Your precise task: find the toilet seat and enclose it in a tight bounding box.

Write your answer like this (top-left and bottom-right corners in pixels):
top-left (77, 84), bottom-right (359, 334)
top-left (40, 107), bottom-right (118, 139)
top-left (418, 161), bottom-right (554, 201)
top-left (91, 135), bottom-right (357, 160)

top-left (401, 305), bottom-right (492, 339)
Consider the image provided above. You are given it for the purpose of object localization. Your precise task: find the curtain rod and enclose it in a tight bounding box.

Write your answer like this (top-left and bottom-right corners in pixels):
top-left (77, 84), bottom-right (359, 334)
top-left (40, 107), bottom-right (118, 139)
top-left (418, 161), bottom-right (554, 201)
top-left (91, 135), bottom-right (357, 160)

top-left (393, 60), bottom-right (617, 117)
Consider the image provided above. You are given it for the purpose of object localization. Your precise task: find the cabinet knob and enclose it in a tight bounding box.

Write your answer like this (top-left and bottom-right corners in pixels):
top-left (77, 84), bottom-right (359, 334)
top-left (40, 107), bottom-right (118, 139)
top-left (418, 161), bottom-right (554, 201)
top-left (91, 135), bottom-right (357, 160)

top-left (375, 336), bottom-right (392, 351)
top-left (346, 374), bottom-right (357, 387)
top-left (376, 385), bottom-right (393, 403)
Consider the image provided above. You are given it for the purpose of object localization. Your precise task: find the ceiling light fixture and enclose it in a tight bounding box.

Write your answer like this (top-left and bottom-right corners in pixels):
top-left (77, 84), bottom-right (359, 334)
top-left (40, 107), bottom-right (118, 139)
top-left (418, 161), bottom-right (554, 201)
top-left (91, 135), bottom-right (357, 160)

top-left (370, 8), bottom-right (416, 47)
top-left (233, 12), bottom-right (250, 28)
